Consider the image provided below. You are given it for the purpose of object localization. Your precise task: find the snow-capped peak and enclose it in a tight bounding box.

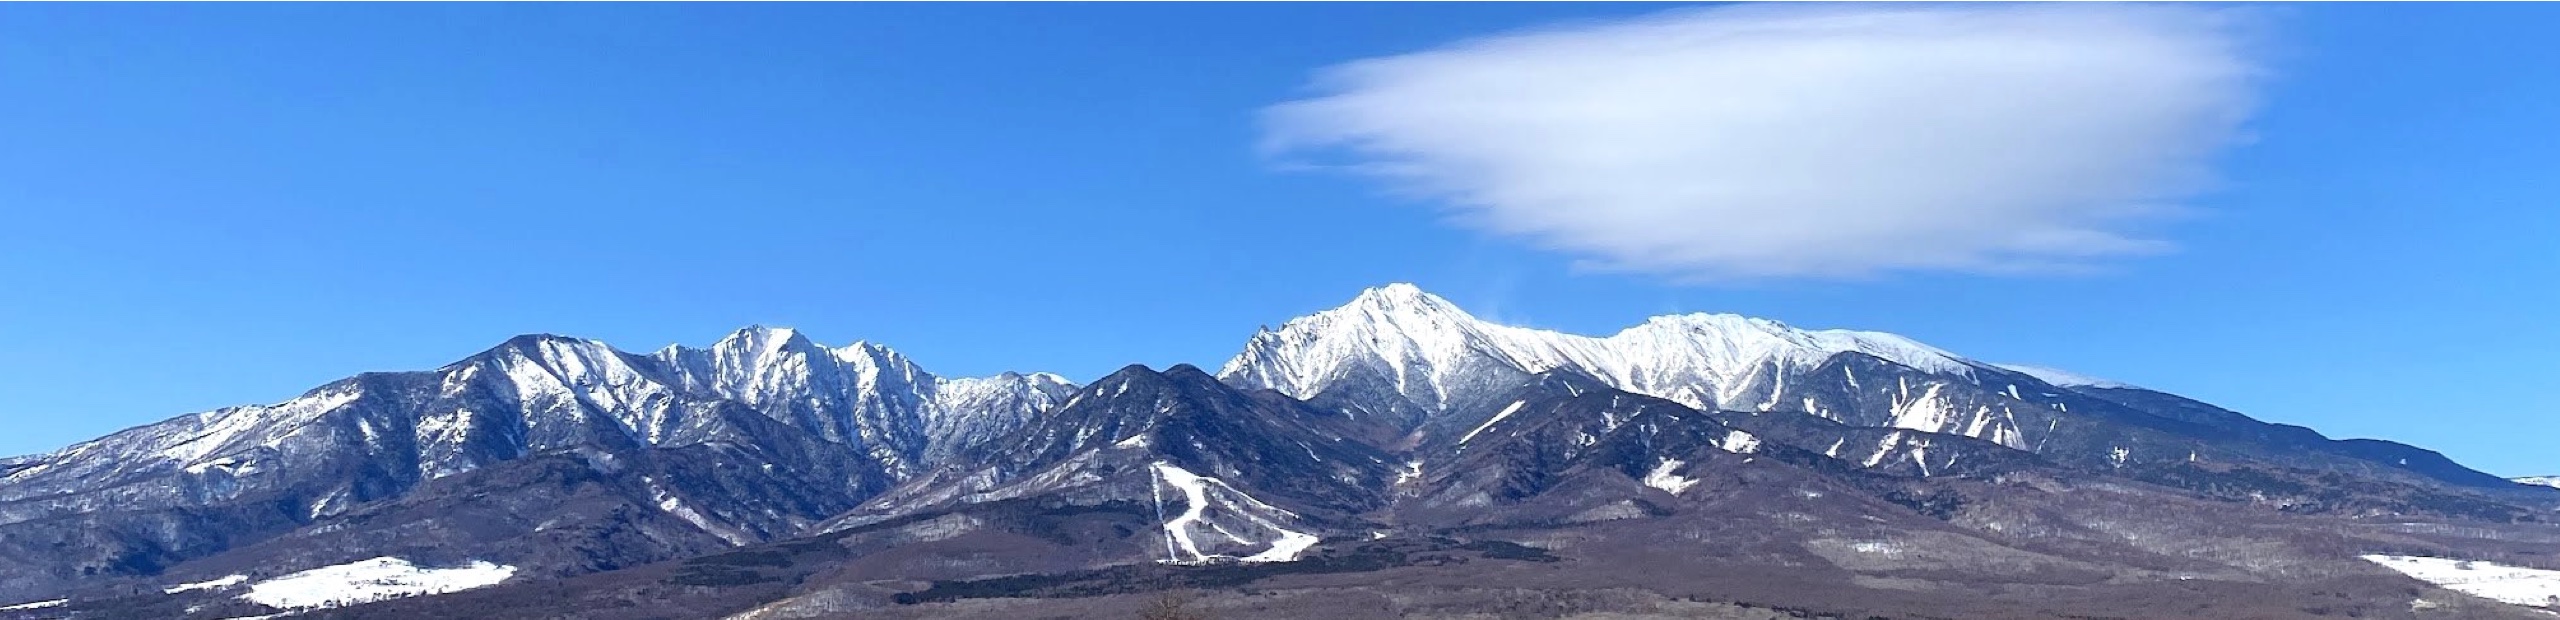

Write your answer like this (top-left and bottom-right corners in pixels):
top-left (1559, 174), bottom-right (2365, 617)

top-left (927, 370), bottom-right (1078, 459)
top-left (645, 330), bottom-right (1066, 465)
top-left (2515, 476), bottom-right (2560, 490)
top-left (1346, 282), bottom-right (1470, 316)
top-left (720, 324), bottom-right (808, 355)
top-left (1993, 364), bottom-right (2134, 389)
top-left (1303, 283), bottom-right (1486, 352)
top-left (1612, 312), bottom-right (1976, 378)
top-left (1219, 283), bottom-right (1979, 416)
top-left (4, 326), bottom-right (1074, 510)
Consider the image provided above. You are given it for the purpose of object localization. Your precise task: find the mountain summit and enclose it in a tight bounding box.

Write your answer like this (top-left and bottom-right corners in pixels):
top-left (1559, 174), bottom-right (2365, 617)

top-left (1221, 283), bottom-right (1975, 421)
top-left (1219, 284), bottom-right (2520, 491)
top-left (0, 328), bottom-right (1070, 601)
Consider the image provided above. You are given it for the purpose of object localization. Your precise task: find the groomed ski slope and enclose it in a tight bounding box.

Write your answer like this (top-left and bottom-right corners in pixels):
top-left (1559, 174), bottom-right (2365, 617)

top-left (1150, 462), bottom-right (1320, 564)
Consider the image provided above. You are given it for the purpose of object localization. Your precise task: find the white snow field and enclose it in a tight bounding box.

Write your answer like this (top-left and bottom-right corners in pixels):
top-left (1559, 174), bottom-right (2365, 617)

top-left (240, 557), bottom-right (516, 611)
top-left (164, 574), bottom-right (249, 594)
top-left (2361, 554), bottom-right (2560, 608)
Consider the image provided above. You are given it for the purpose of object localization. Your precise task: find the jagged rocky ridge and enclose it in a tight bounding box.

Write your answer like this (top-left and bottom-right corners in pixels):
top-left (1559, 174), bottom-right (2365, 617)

top-left (3, 284), bottom-right (2554, 619)
top-left (0, 327), bottom-right (1070, 600)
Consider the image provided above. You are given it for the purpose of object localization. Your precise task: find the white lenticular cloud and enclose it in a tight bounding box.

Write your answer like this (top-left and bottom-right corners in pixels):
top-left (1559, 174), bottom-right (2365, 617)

top-left (1264, 4), bottom-right (2264, 281)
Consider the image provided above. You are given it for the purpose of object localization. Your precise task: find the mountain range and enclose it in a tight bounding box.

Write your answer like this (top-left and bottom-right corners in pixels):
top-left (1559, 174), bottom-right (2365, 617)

top-left (2, 284), bottom-right (2553, 619)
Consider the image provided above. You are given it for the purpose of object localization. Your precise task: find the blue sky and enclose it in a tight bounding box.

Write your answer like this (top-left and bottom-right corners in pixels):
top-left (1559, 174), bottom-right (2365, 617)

top-left (0, 4), bottom-right (2551, 476)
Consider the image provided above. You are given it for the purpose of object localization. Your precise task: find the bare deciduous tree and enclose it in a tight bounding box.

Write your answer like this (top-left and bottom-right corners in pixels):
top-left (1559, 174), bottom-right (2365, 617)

top-left (1137, 591), bottom-right (1212, 620)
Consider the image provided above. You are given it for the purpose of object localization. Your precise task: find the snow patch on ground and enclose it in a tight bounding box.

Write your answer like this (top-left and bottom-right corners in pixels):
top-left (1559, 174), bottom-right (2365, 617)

top-left (165, 574), bottom-right (248, 594)
top-left (1886, 380), bottom-right (1953, 433)
top-left (240, 557), bottom-right (516, 611)
top-left (1459, 401), bottom-right (1527, 445)
top-left (184, 456), bottom-right (247, 476)
top-left (1863, 432), bottom-right (1903, 468)
top-left (1643, 459), bottom-right (1699, 495)
top-left (2514, 476), bottom-right (2560, 490)
top-left (2362, 554), bottom-right (2560, 608)
top-left (0, 598), bottom-right (64, 611)
top-left (1395, 461), bottom-right (1423, 487)
top-left (1717, 430), bottom-right (1761, 454)
top-left (645, 476), bottom-right (753, 545)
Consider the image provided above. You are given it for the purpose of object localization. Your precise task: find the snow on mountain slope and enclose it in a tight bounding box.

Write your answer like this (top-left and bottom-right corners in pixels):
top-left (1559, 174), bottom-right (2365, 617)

top-left (1218, 284), bottom-right (2111, 449)
top-left (1221, 283), bottom-right (1977, 419)
top-left (1992, 364), bottom-right (2134, 389)
top-left (650, 326), bottom-right (1079, 472)
top-left (239, 557), bottom-right (515, 611)
top-left (927, 371), bottom-right (1077, 461)
top-left (1215, 284), bottom-right (2528, 491)
top-left (2516, 476), bottom-right (2560, 490)
top-left (1, 327), bottom-right (1070, 503)
top-left (1149, 461), bottom-right (1321, 563)
top-left (1642, 459), bottom-right (1701, 495)
top-left (0, 382), bottom-right (366, 506)
top-left (0, 327), bottom-right (1074, 602)
top-left (0, 599), bottom-right (61, 611)
top-left (824, 364), bottom-right (1394, 553)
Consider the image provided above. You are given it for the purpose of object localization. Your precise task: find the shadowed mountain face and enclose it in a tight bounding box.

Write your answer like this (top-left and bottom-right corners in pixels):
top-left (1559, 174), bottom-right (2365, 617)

top-left (814, 364), bottom-right (1400, 566)
top-left (4, 285), bottom-right (2554, 619)
top-left (829, 364), bottom-right (1397, 533)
